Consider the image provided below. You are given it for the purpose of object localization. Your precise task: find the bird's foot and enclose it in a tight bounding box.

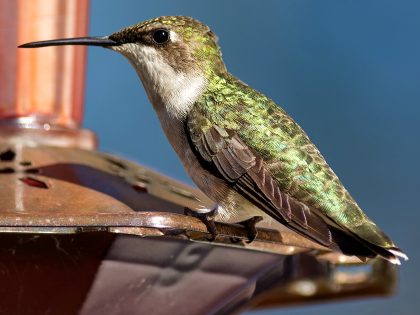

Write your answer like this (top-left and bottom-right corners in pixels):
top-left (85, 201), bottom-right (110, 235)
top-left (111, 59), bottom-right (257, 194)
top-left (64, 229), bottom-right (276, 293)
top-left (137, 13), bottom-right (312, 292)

top-left (235, 216), bottom-right (263, 243)
top-left (184, 205), bottom-right (218, 241)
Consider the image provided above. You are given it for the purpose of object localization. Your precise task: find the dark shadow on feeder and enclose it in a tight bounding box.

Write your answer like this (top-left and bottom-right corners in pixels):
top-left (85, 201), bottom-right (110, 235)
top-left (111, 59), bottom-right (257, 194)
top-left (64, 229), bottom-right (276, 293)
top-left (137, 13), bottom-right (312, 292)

top-left (0, 149), bottom-right (15, 161)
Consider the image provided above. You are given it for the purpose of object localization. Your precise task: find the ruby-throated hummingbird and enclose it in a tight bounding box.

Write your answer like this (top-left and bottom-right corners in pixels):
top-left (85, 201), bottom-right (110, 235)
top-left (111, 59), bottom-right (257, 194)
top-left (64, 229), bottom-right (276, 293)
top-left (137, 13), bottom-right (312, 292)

top-left (20, 16), bottom-right (407, 264)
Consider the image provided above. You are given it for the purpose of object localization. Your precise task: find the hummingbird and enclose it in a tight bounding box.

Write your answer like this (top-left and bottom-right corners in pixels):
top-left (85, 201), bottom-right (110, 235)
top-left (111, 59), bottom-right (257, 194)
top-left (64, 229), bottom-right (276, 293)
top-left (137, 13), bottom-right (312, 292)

top-left (19, 16), bottom-right (407, 264)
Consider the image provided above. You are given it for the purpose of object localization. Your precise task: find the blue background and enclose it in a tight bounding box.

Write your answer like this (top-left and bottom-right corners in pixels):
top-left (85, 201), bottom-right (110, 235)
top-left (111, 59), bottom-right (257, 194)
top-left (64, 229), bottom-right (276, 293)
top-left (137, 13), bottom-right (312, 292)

top-left (84, 1), bottom-right (419, 314)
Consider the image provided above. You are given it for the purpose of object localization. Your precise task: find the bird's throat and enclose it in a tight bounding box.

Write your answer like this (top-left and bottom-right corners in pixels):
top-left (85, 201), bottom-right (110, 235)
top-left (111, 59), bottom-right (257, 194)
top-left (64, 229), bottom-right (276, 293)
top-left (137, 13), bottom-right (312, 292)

top-left (112, 43), bottom-right (207, 119)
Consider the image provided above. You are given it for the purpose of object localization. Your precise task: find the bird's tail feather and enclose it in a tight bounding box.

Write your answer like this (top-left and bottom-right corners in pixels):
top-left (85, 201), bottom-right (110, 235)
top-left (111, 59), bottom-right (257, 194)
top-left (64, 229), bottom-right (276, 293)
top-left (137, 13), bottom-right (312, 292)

top-left (328, 225), bottom-right (408, 264)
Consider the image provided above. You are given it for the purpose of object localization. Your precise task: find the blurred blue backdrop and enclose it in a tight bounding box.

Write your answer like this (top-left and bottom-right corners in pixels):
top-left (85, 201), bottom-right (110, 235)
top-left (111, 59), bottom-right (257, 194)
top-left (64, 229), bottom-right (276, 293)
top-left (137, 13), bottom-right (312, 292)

top-left (84, 1), bottom-right (420, 314)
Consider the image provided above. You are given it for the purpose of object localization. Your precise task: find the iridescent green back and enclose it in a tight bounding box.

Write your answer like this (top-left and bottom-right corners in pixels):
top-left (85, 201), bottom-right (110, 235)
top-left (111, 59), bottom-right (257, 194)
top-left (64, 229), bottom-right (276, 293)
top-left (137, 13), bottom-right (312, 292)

top-left (194, 73), bottom-right (393, 248)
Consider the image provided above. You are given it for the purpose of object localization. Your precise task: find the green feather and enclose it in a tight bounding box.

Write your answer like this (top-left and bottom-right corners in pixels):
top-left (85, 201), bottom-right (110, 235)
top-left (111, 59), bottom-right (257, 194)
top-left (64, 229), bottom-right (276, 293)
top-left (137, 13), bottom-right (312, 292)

top-left (192, 72), bottom-right (394, 248)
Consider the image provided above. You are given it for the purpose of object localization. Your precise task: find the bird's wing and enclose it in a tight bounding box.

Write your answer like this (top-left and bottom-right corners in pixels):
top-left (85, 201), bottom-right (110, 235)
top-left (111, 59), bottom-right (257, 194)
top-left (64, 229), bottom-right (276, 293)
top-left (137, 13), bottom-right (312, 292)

top-left (186, 77), bottom-right (405, 262)
top-left (186, 117), bottom-right (334, 247)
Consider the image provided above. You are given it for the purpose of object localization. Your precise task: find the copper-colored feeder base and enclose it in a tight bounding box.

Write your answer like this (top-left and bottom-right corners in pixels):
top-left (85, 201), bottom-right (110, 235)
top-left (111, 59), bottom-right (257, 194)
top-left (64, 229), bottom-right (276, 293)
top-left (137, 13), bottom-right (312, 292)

top-left (0, 142), bottom-right (397, 314)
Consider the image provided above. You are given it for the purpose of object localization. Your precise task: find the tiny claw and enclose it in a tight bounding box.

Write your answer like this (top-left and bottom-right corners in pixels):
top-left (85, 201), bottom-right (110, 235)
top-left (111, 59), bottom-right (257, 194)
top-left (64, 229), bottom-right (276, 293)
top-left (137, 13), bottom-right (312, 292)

top-left (184, 206), bottom-right (218, 241)
top-left (235, 216), bottom-right (263, 243)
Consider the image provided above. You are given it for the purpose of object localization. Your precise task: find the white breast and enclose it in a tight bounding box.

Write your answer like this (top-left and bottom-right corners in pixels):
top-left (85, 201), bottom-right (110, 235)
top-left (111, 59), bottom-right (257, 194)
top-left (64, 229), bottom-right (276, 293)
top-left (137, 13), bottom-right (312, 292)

top-left (113, 43), bottom-right (206, 119)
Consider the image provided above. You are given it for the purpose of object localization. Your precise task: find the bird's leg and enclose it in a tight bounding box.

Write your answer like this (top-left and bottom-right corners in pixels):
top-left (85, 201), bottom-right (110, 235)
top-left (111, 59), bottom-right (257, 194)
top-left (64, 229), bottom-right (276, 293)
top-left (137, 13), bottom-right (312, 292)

top-left (184, 205), bottom-right (218, 241)
top-left (235, 216), bottom-right (263, 243)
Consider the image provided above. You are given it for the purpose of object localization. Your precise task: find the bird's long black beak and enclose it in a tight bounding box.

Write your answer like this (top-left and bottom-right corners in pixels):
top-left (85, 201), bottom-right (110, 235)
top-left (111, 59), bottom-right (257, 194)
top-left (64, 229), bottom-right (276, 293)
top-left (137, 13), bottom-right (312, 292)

top-left (18, 36), bottom-right (118, 48)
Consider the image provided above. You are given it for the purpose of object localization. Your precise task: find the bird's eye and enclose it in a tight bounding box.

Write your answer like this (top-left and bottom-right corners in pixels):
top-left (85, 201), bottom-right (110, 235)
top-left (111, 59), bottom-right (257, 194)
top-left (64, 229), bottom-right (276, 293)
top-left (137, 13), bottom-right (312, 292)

top-left (152, 29), bottom-right (170, 44)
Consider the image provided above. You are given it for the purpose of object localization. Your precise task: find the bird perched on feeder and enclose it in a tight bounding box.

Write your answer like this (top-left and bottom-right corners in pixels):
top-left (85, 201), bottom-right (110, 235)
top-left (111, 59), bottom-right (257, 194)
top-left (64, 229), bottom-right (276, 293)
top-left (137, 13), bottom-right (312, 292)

top-left (19, 16), bottom-right (407, 264)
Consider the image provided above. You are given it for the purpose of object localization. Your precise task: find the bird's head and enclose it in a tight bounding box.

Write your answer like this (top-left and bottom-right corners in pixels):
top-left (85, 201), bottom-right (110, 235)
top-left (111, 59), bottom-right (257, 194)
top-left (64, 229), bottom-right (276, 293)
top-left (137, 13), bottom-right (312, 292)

top-left (19, 16), bottom-right (226, 117)
top-left (108, 16), bottom-right (226, 76)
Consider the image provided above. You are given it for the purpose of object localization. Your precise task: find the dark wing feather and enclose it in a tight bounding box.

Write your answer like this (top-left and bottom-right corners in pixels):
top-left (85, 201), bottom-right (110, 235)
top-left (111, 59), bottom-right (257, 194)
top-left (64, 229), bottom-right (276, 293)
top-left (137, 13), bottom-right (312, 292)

top-left (187, 121), bottom-right (333, 247)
